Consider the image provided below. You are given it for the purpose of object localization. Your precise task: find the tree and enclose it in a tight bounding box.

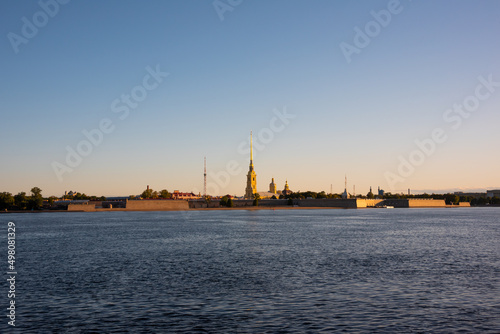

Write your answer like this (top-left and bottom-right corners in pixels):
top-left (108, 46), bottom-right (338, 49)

top-left (271, 195), bottom-right (277, 199)
top-left (0, 192), bottom-right (14, 210)
top-left (14, 192), bottom-right (28, 210)
top-left (204, 196), bottom-right (211, 205)
top-left (220, 195), bottom-right (234, 208)
top-left (48, 196), bottom-right (58, 206)
top-left (253, 193), bottom-right (260, 206)
top-left (159, 189), bottom-right (171, 199)
top-left (31, 187), bottom-right (42, 198)
top-left (220, 196), bottom-right (228, 207)
top-left (73, 192), bottom-right (89, 200)
top-left (367, 191), bottom-right (374, 199)
top-left (477, 197), bottom-right (487, 205)
top-left (28, 187), bottom-right (43, 210)
top-left (445, 194), bottom-right (459, 205)
top-left (491, 196), bottom-right (500, 205)
top-left (141, 188), bottom-right (153, 199)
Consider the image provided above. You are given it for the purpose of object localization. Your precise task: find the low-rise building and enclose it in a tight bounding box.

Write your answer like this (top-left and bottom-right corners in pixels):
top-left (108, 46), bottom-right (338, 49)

top-left (486, 190), bottom-right (500, 198)
top-left (171, 191), bottom-right (200, 200)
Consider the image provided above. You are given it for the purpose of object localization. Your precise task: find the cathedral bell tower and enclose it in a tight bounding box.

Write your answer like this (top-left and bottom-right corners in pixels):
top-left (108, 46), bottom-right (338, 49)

top-left (269, 178), bottom-right (277, 194)
top-left (244, 131), bottom-right (257, 199)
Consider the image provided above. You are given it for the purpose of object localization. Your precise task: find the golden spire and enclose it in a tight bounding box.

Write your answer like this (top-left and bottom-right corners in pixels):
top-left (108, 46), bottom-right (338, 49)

top-left (245, 131), bottom-right (257, 199)
top-left (250, 131), bottom-right (253, 167)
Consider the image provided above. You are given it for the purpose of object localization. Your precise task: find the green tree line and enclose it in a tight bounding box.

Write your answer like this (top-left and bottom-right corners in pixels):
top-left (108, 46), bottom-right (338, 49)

top-left (140, 187), bottom-right (171, 199)
top-left (0, 187), bottom-right (43, 210)
top-left (279, 190), bottom-right (499, 206)
top-left (0, 187), bottom-right (109, 211)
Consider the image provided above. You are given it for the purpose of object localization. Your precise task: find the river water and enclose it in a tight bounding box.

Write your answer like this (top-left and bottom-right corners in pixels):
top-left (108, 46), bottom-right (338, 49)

top-left (2, 208), bottom-right (499, 333)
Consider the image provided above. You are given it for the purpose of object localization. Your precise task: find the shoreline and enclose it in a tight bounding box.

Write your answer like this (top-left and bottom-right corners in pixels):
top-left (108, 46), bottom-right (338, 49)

top-left (1, 205), bottom-right (490, 214)
top-left (0, 207), bottom-right (347, 214)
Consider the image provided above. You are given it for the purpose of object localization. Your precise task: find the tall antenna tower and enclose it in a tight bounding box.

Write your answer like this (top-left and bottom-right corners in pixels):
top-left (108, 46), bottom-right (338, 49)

top-left (204, 157), bottom-right (207, 197)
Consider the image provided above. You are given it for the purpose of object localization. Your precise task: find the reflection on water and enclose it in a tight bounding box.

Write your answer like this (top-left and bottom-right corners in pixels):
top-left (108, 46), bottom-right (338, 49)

top-left (2, 208), bottom-right (499, 333)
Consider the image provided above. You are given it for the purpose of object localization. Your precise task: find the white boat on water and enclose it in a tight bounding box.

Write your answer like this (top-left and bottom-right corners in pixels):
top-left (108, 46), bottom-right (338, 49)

top-left (385, 206), bottom-right (394, 209)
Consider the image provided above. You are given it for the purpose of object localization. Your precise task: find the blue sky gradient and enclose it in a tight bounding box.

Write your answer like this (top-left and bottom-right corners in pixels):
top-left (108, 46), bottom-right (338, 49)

top-left (1, 0), bottom-right (499, 197)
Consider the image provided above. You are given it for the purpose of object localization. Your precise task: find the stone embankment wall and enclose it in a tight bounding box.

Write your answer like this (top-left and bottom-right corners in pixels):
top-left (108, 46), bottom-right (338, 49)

top-left (125, 200), bottom-right (189, 211)
top-left (382, 199), bottom-right (446, 208)
top-left (408, 199), bottom-right (446, 207)
top-left (356, 199), bottom-right (384, 208)
top-left (68, 198), bottom-right (464, 211)
top-left (297, 199), bottom-right (358, 208)
top-left (189, 199), bottom-right (288, 208)
top-left (69, 200), bottom-right (189, 211)
top-left (192, 198), bottom-right (452, 209)
top-left (68, 204), bottom-right (96, 211)
top-left (298, 198), bottom-right (448, 208)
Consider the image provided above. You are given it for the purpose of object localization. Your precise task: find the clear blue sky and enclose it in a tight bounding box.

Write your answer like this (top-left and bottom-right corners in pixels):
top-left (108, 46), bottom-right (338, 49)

top-left (1, 0), bottom-right (499, 197)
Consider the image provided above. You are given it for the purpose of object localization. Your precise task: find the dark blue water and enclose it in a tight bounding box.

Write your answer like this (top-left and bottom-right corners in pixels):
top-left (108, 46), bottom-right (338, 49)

top-left (1, 208), bottom-right (499, 333)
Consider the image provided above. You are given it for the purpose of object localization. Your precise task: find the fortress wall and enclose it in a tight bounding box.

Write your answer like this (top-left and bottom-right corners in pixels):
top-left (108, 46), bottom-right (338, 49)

top-left (382, 199), bottom-right (410, 208)
top-left (189, 201), bottom-right (221, 208)
top-left (256, 199), bottom-right (287, 207)
top-left (232, 200), bottom-right (287, 207)
top-left (68, 198), bottom-right (458, 211)
top-left (383, 199), bottom-right (446, 207)
top-left (356, 199), bottom-right (384, 208)
top-left (408, 199), bottom-right (446, 207)
top-left (68, 204), bottom-right (96, 212)
top-left (125, 200), bottom-right (189, 211)
top-left (102, 201), bottom-right (126, 209)
top-left (356, 199), bottom-right (366, 208)
top-left (190, 199), bottom-right (288, 208)
top-left (297, 199), bottom-right (358, 208)
top-left (234, 200), bottom-right (253, 207)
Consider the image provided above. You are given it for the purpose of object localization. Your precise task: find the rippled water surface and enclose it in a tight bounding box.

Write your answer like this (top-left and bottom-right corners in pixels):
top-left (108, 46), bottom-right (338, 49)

top-left (2, 208), bottom-right (500, 333)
